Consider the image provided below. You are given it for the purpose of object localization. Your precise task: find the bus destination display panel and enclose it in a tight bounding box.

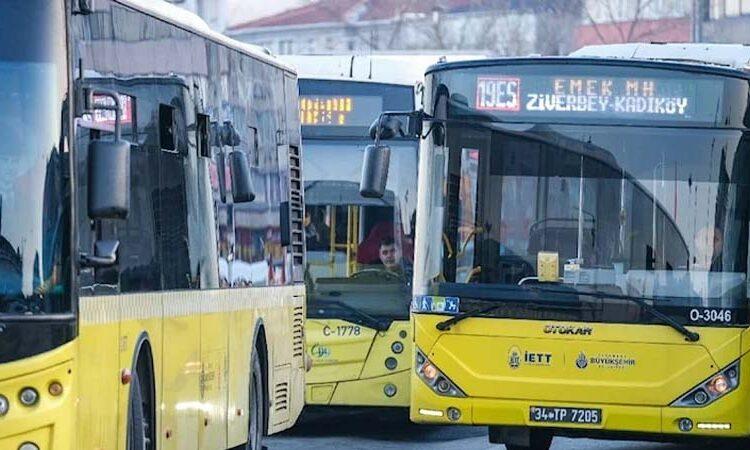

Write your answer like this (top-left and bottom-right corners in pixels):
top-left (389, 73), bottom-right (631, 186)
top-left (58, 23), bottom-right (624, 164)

top-left (473, 74), bottom-right (724, 124)
top-left (300, 95), bottom-right (383, 127)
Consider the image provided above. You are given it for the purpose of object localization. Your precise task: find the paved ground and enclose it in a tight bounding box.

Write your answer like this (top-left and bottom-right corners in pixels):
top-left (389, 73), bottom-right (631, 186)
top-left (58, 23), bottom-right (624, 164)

top-left (267, 407), bottom-right (744, 450)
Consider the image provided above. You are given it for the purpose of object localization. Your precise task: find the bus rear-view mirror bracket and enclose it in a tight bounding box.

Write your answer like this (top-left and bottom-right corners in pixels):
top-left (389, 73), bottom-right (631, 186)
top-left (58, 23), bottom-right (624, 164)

top-left (360, 110), bottom-right (430, 199)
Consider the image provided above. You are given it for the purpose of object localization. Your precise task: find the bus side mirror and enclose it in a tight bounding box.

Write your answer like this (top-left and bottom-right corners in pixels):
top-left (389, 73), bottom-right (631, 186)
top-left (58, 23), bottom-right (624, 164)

top-left (86, 89), bottom-right (130, 219)
top-left (230, 150), bottom-right (255, 203)
top-left (360, 144), bottom-right (390, 199)
top-left (88, 139), bottom-right (131, 219)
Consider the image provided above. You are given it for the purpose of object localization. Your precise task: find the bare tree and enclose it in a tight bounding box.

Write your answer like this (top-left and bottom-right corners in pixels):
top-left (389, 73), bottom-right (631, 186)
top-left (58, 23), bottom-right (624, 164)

top-left (582, 0), bottom-right (688, 44)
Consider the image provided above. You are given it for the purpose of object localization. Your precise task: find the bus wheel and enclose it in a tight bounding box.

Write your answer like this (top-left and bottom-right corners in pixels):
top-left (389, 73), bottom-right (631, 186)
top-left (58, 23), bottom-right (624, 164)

top-left (127, 371), bottom-right (153, 450)
top-left (247, 349), bottom-right (266, 450)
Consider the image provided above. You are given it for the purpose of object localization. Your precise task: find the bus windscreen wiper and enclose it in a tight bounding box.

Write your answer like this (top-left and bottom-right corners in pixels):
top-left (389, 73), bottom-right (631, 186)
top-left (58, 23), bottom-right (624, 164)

top-left (436, 304), bottom-right (506, 331)
top-left (592, 290), bottom-right (700, 342)
top-left (435, 300), bottom-right (581, 331)
top-left (526, 285), bottom-right (700, 342)
top-left (434, 286), bottom-right (700, 342)
top-left (313, 299), bottom-right (389, 331)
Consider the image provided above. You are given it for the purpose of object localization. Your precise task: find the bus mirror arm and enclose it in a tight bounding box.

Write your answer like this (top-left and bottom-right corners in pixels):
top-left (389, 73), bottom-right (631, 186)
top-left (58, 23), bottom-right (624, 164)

top-left (80, 240), bottom-right (120, 268)
top-left (361, 111), bottom-right (426, 199)
top-left (368, 110), bottom-right (424, 141)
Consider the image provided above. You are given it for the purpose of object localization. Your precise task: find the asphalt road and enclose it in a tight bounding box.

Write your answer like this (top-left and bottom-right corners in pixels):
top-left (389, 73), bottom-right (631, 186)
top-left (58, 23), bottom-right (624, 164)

top-left (267, 408), bottom-right (745, 450)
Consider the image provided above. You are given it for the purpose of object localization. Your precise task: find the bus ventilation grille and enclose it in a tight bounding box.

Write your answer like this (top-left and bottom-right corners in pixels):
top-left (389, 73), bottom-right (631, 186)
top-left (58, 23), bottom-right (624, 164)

top-left (292, 306), bottom-right (304, 358)
top-left (288, 145), bottom-right (305, 266)
top-left (274, 382), bottom-right (290, 412)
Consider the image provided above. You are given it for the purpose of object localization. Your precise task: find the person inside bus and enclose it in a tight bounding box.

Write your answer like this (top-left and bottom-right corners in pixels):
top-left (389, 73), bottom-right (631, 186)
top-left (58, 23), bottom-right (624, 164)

top-left (378, 236), bottom-right (411, 280)
top-left (304, 207), bottom-right (330, 251)
top-left (693, 226), bottom-right (723, 272)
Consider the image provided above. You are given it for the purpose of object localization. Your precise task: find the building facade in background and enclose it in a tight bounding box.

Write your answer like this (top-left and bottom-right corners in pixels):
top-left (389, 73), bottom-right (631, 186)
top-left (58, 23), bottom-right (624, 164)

top-left (576, 0), bottom-right (693, 46)
top-left (169, 0), bottom-right (750, 56)
top-left (700, 0), bottom-right (750, 43)
top-left (227, 0), bottom-right (582, 56)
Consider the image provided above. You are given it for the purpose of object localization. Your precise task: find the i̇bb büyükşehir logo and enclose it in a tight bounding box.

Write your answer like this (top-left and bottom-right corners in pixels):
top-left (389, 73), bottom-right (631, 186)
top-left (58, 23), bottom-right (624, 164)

top-left (508, 346), bottom-right (521, 369)
top-left (576, 352), bottom-right (589, 369)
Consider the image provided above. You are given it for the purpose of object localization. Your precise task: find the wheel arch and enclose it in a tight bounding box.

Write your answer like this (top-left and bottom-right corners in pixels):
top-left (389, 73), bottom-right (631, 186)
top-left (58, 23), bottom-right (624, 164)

top-left (252, 319), bottom-right (270, 436)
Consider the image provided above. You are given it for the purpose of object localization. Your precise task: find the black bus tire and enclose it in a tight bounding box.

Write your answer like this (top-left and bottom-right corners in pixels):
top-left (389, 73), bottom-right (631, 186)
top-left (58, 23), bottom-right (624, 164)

top-left (247, 349), bottom-right (266, 450)
top-left (127, 372), bottom-right (147, 450)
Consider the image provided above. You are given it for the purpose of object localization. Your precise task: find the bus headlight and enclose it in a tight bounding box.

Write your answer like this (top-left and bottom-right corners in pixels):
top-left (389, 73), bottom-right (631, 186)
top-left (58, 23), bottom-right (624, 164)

top-left (19, 387), bottom-right (39, 407)
top-left (415, 349), bottom-right (466, 398)
top-left (672, 361), bottom-right (740, 407)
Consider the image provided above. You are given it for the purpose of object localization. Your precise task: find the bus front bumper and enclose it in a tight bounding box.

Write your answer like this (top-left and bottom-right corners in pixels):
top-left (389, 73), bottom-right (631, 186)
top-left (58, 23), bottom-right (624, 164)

top-left (307, 369), bottom-right (410, 406)
top-left (410, 376), bottom-right (750, 439)
top-left (0, 343), bottom-right (76, 450)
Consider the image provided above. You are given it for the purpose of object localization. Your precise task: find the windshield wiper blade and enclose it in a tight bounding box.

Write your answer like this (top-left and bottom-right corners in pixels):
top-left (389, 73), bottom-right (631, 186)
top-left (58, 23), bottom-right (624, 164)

top-left (436, 304), bottom-right (505, 331)
top-left (435, 299), bottom-right (584, 331)
top-left (434, 285), bottom-right (699, 341)
top-left (525, 285), bottom-right (700, 342)
top-left (312, 299), bottom-right (388, 331)
top-left (601, 291), bottom-right (700, 342)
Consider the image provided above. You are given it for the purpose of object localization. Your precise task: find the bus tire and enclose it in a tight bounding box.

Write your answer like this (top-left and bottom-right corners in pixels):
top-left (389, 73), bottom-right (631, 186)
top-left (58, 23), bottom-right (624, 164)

top-left (246, 348), bottom-right (266, 450)
top-left (127, 371), bottom-right (151, 450)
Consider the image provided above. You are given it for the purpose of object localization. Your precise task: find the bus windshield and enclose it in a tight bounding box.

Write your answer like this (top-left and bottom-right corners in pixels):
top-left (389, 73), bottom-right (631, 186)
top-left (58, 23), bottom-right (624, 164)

top-left (417, 63), bottom-right (750, 327)
top-left (304, 139), bottom-right (418, 322)
top-left (0, 0), bottom-right (69, 316)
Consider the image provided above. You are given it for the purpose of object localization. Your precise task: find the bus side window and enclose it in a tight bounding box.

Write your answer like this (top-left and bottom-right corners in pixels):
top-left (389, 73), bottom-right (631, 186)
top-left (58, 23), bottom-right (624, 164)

top-left (76, 91), bottom-right (138, 294)
top-left (116, 91), bottom-right (161, 293)
top-left (158, 93), bottom-right (191, 291)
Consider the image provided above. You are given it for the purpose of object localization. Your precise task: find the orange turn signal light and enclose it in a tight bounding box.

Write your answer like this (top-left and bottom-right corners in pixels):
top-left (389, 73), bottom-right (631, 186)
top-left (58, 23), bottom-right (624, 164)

top-left (48, 381), bottom-right (64, 397)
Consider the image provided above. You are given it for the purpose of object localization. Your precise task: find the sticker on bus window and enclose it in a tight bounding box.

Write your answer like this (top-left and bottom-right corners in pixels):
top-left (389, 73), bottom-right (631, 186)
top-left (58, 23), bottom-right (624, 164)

top-left (412, 295), bottom-right (460, 314)
top-left (80, 93), bottom-right (134, 132)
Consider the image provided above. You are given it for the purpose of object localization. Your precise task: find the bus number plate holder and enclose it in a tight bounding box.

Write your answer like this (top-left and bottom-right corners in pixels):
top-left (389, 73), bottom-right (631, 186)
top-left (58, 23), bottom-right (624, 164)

top-left (529, 406), bottom-right (602, 425)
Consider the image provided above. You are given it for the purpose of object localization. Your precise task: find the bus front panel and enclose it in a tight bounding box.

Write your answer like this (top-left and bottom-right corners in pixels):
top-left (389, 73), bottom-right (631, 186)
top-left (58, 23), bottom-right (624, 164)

top-left (410, 60), bottom-right (750, 442)
top-left (300, 79), bottom-right (417, 407)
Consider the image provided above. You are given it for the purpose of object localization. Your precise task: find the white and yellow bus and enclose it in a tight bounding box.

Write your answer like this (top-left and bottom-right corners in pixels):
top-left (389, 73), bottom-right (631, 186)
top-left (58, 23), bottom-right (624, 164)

top-left (362, 44), bottom-right (750, 448)
top-left (282, 54), bottom-right (424, 407)
top-left (0, 1), bottom-right (306, 449)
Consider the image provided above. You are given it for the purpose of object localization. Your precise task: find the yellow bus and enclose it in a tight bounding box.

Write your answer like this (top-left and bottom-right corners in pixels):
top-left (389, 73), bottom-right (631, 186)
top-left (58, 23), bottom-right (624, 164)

top-left (0, 1), bottom-right (306, 450)
top-left (283, 54), bottom-right (422, 407)
top-left (362, 43), bottom-right (750, 448)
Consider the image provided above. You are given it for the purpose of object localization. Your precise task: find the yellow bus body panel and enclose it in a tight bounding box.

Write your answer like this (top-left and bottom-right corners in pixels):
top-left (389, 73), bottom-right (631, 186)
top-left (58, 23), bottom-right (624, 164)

top-left (411, 314), bottom-right (750, 439)
top-left (0, 342), bottom-right (76, 450)
top-left (71, 286), bottom-right (304, 450)
top-left (305, 319), bottom-right (411, 406)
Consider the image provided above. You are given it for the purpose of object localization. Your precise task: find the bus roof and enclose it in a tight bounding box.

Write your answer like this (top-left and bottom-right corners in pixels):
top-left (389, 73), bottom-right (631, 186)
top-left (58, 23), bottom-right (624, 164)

top-left (571, 43), bottom-right (750, 72)
top-left (117, 0), bottom-right (295, 74)
top-left (282, 53), bottom-right (487, 86)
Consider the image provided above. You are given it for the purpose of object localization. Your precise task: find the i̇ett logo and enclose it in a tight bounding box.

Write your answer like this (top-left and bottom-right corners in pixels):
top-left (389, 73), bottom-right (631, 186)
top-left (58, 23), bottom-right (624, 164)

top-left (508, 346), bottom-right (521, 369)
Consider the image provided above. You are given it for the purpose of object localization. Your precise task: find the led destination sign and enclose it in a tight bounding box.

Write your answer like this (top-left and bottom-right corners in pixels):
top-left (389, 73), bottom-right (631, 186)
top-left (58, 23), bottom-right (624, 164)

top-left (475, 75), bottom-right (722, 122)
top-left (300, 95), bottom-right (383, 127)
